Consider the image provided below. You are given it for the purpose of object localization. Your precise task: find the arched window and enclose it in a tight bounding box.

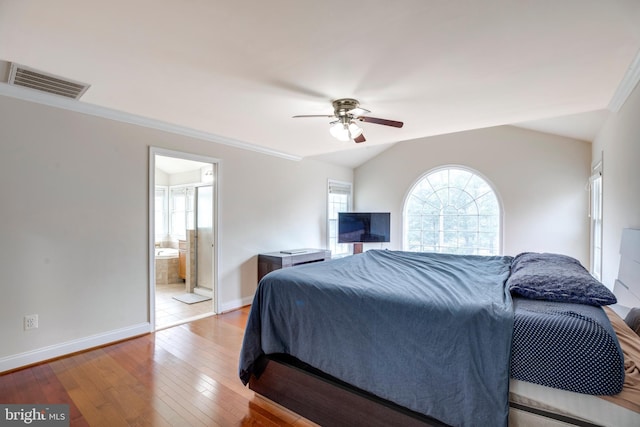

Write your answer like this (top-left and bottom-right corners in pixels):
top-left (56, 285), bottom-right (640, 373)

top-left (403, 166), bottom-right (501, 255)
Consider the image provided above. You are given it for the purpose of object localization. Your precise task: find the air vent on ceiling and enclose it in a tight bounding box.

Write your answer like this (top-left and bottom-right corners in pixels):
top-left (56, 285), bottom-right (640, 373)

top-left (8, 63), bottom-right (90, 100)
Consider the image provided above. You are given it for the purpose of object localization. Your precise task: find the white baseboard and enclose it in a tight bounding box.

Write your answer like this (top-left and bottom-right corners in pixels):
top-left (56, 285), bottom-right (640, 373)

top-left (0, 323), bottom-right (151, 373)
top-left (219, 296), bottom-right (254, 313)
top-left (0, 296), bottom-right (254, 372)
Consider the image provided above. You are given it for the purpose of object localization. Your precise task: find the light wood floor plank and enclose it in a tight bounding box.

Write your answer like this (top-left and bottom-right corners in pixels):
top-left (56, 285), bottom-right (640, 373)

top-left (0, 306), bottom-right (316, 426)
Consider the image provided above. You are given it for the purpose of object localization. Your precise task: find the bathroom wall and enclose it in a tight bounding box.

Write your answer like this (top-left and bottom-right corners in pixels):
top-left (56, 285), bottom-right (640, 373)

top-left (155, 168), bottom-right (169, 186)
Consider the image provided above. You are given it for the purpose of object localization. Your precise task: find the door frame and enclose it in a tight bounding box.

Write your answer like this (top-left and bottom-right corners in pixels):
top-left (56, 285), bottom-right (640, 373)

top-left (149, 147), bottom-right (220, 329)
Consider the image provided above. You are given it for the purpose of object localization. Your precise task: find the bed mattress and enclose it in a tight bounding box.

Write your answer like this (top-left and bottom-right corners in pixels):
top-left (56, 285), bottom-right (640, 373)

top-left (509, 306), bottom-right (640, 426)
top-left (510, 297), bottom-right (624, 395)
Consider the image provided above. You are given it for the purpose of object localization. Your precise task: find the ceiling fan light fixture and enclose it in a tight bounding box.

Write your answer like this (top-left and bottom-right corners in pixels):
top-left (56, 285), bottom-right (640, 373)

top-left (329, 120), bottom-right (362, 141)
top-left (295, 98), bottom-right (403, 144)
top-left (348, 121), bottom-right (363, 138)
top-left (329, 121), bottom-right (350, 141)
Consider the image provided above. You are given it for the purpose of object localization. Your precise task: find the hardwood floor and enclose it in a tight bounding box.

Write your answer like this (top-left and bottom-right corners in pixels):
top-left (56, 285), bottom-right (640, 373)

top-left (0, 307), bottom-right (317, 426)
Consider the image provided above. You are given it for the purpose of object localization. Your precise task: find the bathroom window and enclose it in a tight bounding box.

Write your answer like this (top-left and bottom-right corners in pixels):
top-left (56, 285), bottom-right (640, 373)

top-left (155, 186), bottom-right (169, 239)
top-left (170, 186), bottom-right (194, 240)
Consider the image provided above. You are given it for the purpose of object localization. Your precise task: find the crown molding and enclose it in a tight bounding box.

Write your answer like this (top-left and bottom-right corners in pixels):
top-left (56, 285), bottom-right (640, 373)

top-left (608, 49), bottom-right (640, 112)
top-left (0, 83), bottom-right (302, 162)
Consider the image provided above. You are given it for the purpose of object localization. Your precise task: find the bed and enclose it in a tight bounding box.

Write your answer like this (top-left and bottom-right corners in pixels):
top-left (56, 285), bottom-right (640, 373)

top-left (239, 230), bottom-right (640, 426)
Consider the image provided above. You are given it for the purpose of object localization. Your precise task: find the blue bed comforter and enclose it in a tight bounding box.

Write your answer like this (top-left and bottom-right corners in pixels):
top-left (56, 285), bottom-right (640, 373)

top-left (239, 250), bottom-right (514, 427)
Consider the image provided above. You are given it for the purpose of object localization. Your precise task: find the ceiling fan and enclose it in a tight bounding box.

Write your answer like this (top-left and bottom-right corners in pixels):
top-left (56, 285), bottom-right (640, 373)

top-left (293, 98), bottom-right (403, 143)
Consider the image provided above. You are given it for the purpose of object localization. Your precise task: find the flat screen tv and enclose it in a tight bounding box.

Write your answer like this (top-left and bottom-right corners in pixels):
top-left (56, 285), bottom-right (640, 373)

top-left (338, 212), bottom-right (390, 243)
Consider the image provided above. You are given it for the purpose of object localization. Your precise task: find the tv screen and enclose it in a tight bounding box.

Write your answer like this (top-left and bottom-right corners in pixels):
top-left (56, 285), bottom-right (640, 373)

top-left (338, 212), bottom-right (390, 243)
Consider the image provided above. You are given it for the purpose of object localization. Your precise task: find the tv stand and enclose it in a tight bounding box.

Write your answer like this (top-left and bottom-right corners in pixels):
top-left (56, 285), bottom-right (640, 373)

top-left (258, 249), bottom-right (331, 282)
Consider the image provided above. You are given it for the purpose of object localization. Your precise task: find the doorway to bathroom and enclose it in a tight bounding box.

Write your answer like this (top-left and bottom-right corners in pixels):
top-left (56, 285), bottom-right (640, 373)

top-left (150, 148), bottom-right (219, 330)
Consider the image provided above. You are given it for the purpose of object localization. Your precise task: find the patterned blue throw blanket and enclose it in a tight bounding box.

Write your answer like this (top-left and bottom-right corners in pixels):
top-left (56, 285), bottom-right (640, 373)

top-left (240, 251), bottom-right (514, 427)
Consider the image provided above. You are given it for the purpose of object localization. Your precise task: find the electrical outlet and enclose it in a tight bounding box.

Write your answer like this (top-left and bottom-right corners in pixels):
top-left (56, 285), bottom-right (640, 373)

top-left (24, 314), bottom-right (38, 330)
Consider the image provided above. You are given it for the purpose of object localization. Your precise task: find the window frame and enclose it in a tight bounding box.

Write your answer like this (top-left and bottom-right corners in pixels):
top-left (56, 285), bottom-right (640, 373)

top-left (402, 165), bottom-right (503, 255)
top-left (155, 185), bottom-right (169, 240)
top-left (589, 159), bottom-right (603, 280)
top-left (327, 179), bottom-right (353, 257)
top-left (169, 185), bottom-right (195, 241)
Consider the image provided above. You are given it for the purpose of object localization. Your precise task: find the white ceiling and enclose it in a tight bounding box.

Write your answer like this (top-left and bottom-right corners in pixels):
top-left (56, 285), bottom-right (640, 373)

top-left (512, 109), bottom-right (612, 142)
top-left (155, 155), bottom-right (210, 175)
top-left (1, 1), bottom-right (639, 167)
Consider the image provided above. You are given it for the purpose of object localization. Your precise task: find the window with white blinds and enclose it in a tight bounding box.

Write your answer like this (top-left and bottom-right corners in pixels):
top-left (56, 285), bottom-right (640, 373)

top-left (328, 180), bottom-right (352, 256)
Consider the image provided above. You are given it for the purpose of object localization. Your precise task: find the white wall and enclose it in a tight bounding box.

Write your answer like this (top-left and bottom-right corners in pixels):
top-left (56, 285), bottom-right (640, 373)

top-left (592, 83), bottom-right (640, 289)
top-left (167, 168), bottom-right (202, 186)
top-left (155, 168), bottom-right (169, 186)
top-left (355, 126), bottom-right (592, 263)
top-left (0, 94), bottom-right (352, 370)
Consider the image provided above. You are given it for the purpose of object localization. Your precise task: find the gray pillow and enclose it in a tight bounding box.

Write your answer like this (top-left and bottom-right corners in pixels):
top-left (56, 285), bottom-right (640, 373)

top-left (624, 307), bottom-right (640, 336)
top-left (507, 252), bottom-right (617, 306)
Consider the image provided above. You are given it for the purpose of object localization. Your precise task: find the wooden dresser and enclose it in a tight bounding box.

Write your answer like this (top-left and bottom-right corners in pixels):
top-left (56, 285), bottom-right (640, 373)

top-left (258, 249), bottom-right (331, 283)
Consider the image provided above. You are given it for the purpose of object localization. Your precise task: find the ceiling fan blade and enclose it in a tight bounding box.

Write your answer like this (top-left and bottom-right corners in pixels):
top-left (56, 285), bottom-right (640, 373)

top-left (354, 133), bottom-right (366, 143)
top-left (292, 114), bottom-right (336, 118)
top-left (358, 116), bottom-right (404, 128)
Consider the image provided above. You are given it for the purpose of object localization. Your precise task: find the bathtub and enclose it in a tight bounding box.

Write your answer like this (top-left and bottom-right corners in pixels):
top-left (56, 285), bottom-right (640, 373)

top-left (155, 247), bottom-right (181, 285)
top-left (155, 247), bottom-right (179, 259)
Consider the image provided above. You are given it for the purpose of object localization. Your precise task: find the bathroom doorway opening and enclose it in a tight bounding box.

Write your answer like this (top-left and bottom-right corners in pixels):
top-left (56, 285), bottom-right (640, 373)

top-left (150, 148), bottom-right (219, 330)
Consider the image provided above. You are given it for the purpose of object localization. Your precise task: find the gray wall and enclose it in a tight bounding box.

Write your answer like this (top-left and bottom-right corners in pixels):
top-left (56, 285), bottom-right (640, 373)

top-left (0, 93), bottom-right (352, 369)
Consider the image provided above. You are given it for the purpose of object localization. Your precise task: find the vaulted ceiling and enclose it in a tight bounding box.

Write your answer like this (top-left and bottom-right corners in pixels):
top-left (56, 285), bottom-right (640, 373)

top-left (1, 1), bottom-right (639, 167)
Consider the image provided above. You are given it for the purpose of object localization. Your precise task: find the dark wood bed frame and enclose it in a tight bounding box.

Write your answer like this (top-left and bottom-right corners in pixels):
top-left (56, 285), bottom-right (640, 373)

top-left (248, 354), bottom-right (447, 426)
top-left (248, 354), bottom-right (602, 427)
